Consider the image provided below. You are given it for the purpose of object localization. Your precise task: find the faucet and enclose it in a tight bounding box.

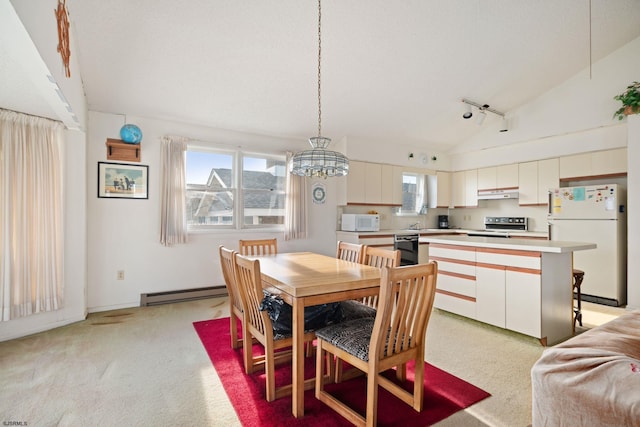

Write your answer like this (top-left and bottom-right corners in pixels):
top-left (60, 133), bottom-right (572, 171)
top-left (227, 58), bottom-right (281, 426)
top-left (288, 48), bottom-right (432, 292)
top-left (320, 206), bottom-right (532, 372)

top-left (408, 222), bottom-right (421, 230)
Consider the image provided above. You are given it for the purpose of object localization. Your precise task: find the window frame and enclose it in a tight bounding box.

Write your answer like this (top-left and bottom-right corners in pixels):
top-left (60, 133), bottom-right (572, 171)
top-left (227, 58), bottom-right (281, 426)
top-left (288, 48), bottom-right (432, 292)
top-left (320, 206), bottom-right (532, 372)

top-left (185, 144), bottom-right (286, 232)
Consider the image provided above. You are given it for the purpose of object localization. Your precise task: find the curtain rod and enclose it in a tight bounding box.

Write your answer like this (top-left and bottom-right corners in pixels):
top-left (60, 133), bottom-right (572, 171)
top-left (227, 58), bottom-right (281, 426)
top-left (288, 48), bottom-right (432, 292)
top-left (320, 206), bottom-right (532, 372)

top-left (0, 108), bottom-right (63, 125)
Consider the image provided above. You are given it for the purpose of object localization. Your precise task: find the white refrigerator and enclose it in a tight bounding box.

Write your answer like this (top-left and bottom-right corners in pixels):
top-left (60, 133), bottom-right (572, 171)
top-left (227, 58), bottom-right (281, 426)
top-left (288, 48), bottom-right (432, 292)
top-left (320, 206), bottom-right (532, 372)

top-left (547, 184), bottom-right (627, 306)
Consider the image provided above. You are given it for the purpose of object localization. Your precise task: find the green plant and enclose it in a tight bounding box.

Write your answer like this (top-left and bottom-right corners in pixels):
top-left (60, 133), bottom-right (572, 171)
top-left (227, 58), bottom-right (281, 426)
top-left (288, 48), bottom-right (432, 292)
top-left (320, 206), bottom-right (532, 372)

top-left (613, 81), bottom-right (640, 120)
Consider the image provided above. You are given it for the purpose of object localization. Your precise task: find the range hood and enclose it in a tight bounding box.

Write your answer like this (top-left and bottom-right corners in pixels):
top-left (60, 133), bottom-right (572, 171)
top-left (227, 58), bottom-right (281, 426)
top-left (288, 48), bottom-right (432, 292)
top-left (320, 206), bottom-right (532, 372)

top-left (477, 189), bottom-right (519, 200)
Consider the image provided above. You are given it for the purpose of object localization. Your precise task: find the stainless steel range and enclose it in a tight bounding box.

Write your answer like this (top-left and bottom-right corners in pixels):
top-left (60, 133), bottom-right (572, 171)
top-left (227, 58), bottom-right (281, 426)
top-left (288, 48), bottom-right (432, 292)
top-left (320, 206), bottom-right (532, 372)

top-left (467, 216), bottom-right (528, 238)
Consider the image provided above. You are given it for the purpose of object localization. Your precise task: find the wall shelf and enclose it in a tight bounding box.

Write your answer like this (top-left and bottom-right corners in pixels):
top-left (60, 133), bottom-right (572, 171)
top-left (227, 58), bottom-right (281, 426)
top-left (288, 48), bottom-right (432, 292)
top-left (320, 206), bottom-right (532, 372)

top-left (106, 138), bottom-right (141, 162)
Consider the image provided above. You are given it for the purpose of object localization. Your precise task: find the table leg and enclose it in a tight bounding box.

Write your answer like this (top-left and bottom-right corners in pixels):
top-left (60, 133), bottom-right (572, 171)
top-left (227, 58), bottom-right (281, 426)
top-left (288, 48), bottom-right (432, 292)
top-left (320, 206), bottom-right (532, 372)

top-left (292, 297), bottom-right (305, 418)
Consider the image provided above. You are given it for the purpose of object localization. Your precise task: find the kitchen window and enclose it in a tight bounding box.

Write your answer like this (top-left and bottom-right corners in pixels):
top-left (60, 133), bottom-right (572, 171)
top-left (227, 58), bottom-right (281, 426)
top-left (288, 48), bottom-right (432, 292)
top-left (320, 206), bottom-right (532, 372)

top-left (185, 147), bottom-right (286, 230)
top-left (397, 172), bottom-right (427, 215)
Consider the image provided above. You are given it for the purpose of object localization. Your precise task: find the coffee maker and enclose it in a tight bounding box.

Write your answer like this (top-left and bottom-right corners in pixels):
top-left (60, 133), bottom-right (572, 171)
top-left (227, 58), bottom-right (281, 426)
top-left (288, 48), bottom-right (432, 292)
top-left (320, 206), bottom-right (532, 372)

top-left (438, 215), bottom-right (449, 229)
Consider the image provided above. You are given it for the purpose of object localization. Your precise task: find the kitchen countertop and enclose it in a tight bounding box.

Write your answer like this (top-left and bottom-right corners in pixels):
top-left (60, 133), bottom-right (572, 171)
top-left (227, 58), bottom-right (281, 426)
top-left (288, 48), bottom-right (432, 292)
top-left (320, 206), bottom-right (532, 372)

top-left (419, 234), bottom-right (596, 253)
top-left (336, 228), bottom-right (549, 239)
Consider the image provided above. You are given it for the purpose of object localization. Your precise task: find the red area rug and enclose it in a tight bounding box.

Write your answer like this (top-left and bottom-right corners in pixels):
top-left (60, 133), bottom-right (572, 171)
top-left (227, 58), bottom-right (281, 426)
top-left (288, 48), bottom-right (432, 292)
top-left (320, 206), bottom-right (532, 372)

top-left (193, 318), bottom-right (490, 426)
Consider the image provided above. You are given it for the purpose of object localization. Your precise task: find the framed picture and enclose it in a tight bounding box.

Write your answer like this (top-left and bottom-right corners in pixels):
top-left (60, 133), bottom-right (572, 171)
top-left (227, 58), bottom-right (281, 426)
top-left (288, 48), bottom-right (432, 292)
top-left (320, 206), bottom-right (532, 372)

top-left (98, 162), bottom-right (148, 199)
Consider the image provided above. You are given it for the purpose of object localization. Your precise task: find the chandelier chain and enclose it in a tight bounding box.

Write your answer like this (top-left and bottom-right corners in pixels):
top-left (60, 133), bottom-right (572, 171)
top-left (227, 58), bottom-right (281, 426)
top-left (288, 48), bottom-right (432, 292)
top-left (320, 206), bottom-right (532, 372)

top-left (317, 0), bottom-right (322, 137)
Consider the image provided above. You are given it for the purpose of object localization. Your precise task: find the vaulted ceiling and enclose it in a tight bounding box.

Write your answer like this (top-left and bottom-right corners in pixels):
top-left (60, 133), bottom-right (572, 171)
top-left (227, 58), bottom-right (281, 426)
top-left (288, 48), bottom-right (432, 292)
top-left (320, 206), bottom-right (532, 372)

top-left (4, 0), bottom-right (640, 153)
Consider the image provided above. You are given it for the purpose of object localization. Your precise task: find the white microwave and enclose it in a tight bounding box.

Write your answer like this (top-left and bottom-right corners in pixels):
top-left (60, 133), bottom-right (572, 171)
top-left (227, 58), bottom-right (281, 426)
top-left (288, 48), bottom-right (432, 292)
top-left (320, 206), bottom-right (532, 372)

top-left (341, 214), bottom-right (380, 232)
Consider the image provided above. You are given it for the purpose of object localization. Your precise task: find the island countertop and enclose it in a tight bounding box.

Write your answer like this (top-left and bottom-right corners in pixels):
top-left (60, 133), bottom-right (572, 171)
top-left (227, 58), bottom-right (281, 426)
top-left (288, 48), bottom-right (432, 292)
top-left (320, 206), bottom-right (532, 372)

top-left (419, 234), bottom-right (596, 253)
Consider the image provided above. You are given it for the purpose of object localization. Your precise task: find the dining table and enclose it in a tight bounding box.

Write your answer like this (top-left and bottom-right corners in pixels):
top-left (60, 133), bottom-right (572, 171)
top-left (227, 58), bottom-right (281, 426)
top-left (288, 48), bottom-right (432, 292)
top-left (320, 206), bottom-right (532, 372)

top-left (249, 251), bottom-right (382, 418)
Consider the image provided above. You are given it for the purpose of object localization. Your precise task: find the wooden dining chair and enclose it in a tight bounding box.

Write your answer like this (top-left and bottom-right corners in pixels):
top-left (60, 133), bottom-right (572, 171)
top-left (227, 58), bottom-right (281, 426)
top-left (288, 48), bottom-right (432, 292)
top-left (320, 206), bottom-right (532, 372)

top-left (233, 253), bottom-right (318, 402)
top-left (219, 245), bottom-right (244, 350)
top-left (336, 241), bottom-right (364, 263)
top-left (239, 238), bottom-right (278, 256)
top-left (315, 262), bottom-right (438, 427)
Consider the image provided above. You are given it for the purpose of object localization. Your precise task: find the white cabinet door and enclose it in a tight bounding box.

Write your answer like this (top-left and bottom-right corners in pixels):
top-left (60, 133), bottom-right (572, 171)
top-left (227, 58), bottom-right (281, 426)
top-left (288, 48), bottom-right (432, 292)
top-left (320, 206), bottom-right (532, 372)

top-left (592, 148), bottom-right (627, 175)
top-left (364, 163), bottom-right (382, 204)
top-left (391, 166), bottom-right (404, 205)
top-left (476, 265), bottom-right (506, 328)
top-left (436, 171), bottom-right (451, 208)
top-left (506, 270), bottom-right (541, 337)
top-left (497, 164), bottom-right (519, 189)
top-left (380, 164), bottom-right (393, 205)
top-left (537, 158), bottom-right (559, 204)
top-left (452, 171), bottom-right (466, 208)
top-left (477, 167), bottom-right (497, 191)
top-left (346, 161), bottom-right (366, 204)
top-left (559, 153), bottom-right (591, 179)
top-left (518, 161), bottom-right (538, 206)
top-left (465, 170), bottom-right (478, 207)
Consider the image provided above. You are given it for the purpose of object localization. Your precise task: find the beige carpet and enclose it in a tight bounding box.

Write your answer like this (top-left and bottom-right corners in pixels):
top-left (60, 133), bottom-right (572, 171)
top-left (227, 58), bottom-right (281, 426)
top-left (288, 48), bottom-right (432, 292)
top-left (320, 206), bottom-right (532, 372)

top-left (0, 298), bottom-right (625, 426)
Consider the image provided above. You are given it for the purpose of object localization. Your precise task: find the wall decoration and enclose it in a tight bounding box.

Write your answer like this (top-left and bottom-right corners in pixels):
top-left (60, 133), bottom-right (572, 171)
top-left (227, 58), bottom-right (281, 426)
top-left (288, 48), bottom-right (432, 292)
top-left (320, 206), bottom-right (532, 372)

top-left (312, 183), bottom-right (326, 204)
top-left (98, 162), bottom-right (148, 199)
top-left (55, 0), bottom-right (71, 78)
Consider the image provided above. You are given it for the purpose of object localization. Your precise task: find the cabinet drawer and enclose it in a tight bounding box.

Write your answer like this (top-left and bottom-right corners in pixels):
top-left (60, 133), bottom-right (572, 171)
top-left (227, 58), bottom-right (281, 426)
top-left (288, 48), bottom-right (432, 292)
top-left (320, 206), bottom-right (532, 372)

top-left (433, 259), bottom-right (476, 277)
top-left (437, 273), bottom-right (476, 298)
top-left (476, 249), bottom-right (541, 270)
top-left (429, 244), bottom-right (476, 262)
top-left (435, 293), bottom-right (476, 319)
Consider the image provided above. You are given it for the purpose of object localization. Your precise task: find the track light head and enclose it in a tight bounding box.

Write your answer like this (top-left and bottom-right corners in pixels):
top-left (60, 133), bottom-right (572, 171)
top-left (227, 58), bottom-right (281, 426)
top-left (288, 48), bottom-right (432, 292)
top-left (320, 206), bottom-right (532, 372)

top-left (463, 104), bottom-right (472, 119)
top-left (476, 109), bottom-right (487, 125)
top-left (499, 117), bottom-right (509, 132)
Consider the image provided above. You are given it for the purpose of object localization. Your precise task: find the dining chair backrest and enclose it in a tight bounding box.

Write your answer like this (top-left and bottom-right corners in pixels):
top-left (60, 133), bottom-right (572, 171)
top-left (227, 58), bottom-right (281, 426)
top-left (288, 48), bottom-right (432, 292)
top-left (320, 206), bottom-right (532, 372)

top-left (360, 247), bottom-right (401, 308)
top-left (219, 246), bottom-right (243, 314)
top-left (363, 246), bottom-right (401, 269)
top-left (336, 241), bottom-right (364, 263)
top-left (239, 238), bottom-right (278, 256)
top-left (234, 253), bottom-right (271, 339)
top-left (371, 262), bottom-right (438, 363)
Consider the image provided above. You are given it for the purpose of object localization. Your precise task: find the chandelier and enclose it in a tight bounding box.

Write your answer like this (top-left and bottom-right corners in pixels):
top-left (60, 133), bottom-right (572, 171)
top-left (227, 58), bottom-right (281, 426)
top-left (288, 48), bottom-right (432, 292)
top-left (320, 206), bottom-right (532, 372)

top-left (289, 0), bottom-right (349, 178)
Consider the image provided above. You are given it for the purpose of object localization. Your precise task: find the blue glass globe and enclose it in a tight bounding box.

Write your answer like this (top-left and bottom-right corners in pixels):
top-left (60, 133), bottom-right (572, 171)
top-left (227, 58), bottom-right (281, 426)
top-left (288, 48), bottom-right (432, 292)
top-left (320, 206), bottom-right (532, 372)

top-left (120, 124), bottom-right (142, 144)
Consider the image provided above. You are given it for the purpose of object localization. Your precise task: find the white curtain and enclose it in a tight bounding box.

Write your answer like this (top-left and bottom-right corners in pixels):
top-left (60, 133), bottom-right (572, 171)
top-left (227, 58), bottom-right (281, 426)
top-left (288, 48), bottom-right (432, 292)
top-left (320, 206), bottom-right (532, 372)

top-left (284, 152), bottom-right (308, 240)
top-left (0, 109), bottom-right (64, 321)
top-left (160, 136), bottom-right (188, 246)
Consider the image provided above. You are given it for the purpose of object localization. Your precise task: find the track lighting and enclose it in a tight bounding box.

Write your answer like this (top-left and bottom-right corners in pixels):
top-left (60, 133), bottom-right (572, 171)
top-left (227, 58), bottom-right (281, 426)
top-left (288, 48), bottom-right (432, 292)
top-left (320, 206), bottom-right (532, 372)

top-left (476, 109), bottom-right (487, 125)
top-left (463, 104), bottom-right (472, 119)
top-left (461, 98), bottom-right (507, 132)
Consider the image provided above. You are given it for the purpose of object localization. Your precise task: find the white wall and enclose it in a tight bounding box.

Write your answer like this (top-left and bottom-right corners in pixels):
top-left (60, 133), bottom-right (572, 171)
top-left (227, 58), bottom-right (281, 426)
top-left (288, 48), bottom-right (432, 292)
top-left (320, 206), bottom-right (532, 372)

top-left (86, 112), bottom-right (342, 312)
top-left (0, 129), bottom-right (88, 341)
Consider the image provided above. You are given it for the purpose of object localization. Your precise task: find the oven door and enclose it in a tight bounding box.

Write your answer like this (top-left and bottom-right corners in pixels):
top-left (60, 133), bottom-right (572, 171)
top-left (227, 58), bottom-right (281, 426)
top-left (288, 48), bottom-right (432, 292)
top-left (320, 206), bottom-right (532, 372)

top-left (394, 234), bottom-right (419, 265)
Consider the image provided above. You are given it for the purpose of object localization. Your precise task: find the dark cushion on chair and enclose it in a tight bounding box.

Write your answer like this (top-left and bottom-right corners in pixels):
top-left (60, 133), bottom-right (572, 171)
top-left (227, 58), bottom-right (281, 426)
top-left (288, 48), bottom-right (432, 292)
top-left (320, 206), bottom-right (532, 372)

top-left (340, 300), bottom-right (377, 321)
top-left (315, 317), bottom-right (375, 362)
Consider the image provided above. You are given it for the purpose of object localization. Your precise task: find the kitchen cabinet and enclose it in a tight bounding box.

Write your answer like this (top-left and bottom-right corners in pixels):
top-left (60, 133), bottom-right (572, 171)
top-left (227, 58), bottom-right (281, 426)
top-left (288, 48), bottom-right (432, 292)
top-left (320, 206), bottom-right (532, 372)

top-left (451, 170), bottom-right (478, 208)
top-left (429, 244), bottom-right (476, 319)
top-left (476, 263), bottom-right (506, 328)
top-left (497, 164), bottom-right (519, 189)
top-left (477, 164), bottom-right (518, 191)
top-left (465, 169), bottom-right (478, 207)
top-left (518, 158), bottom-right (559, 206)
top-left (435, 171), bottom-right (451, 208)
top-left (451, 171), bottom-right (466, 208)
top-left (345, 161), bottom-right (402, 205)
top-left (477, 167), bottom-right (497, 191)
top-left (559, 148), bottom-right (627, 180)
top-left (506, 269), bottom-right (541, 337)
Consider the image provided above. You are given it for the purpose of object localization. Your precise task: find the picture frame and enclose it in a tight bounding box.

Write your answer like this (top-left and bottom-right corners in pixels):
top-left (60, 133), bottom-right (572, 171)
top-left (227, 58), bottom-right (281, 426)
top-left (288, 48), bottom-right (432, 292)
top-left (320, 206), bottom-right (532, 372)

top-left (98, 162), bottom-right (148, 199)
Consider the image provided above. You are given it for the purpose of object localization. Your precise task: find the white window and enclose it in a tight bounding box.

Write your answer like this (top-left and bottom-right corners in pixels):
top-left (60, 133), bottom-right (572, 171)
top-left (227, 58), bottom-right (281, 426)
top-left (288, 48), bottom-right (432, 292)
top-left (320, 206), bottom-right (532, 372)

top-left (399, 172), bottom-right (427, 215)
top-left (185, 147), bottom-right (286, 230)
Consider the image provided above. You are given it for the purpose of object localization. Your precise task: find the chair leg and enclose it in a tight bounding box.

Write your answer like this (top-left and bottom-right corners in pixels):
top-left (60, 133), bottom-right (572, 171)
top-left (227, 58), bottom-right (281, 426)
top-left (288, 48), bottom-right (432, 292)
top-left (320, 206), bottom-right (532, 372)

top-left (315, 340), bottom-right (326, 397)
top-left (412, 359), bottom-right (424, 411)
top-left (265, 343), bottom-right (276, 402)
top-left (365, 371), bottom-right (379, 427)
top-left (242, 324), bottom-right (253, 374)
top-left (230, 314), bottom-right (240, 349)
top-left (396, 362), bottom-right (406, 382)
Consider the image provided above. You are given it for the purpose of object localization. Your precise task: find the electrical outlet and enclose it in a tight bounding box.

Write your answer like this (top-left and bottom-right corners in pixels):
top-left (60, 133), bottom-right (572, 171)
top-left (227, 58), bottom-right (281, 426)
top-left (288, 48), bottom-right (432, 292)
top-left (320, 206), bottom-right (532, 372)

top-left (117, 270), bottom-right (125, 280)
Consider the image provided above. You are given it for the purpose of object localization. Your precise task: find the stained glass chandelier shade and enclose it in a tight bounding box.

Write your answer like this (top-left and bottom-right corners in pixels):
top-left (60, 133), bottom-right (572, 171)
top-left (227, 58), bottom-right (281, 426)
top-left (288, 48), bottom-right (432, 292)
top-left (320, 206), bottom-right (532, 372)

top-left (289, 0), bottom-right (349, 179)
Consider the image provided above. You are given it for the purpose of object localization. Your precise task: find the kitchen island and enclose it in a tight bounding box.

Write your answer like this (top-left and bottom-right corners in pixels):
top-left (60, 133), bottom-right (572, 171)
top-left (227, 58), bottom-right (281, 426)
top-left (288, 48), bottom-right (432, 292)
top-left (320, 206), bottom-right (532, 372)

top-left (420, 235), bottom-right (596, 345)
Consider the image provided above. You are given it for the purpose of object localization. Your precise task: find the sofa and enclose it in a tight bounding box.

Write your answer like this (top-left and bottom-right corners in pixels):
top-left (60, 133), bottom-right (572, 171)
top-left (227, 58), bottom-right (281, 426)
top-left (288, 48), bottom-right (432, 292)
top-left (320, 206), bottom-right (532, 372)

top-left (531, 310), bottom-right (640, 427)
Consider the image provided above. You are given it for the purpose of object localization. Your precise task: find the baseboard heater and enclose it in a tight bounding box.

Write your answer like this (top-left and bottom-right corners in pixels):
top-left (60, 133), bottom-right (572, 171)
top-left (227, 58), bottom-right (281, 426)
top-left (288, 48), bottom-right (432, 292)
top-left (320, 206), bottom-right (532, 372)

top-left (140, 286), bottom-right (227, 306)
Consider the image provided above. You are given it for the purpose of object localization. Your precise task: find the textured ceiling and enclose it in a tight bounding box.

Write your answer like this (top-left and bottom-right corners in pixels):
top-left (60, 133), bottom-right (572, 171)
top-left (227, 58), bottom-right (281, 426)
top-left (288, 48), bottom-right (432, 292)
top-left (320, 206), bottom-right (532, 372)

top-left (5, 1), bottom-right (640, 153)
